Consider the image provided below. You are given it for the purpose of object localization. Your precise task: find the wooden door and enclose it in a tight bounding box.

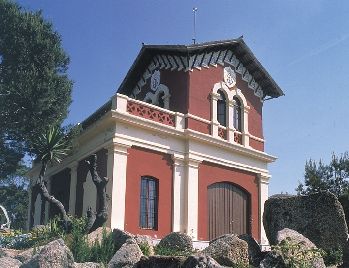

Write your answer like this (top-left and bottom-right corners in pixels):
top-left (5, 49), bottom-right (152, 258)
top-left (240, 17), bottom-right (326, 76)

top-left (208, 182), bottom-right (249, 240)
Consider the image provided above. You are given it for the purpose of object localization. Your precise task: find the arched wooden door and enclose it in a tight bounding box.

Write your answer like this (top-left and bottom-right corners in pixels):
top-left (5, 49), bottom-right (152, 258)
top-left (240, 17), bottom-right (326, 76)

top-left (208, 182), bottom-right (249, 240)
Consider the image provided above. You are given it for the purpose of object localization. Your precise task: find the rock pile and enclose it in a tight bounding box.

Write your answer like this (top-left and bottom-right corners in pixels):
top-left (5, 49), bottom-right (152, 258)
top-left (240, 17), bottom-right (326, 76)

top-left (263, 192), bottom-right (348, 252)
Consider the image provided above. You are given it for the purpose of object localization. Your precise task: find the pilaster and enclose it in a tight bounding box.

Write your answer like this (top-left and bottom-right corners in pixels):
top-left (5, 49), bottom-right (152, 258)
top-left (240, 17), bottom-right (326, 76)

top-left (258, 173), bottom-right (270, 246)
top-left (227, 99), bottom-right (236, 143)
top-left (107, 142), bottom-right (130, 230)
top-left (211, 92), bottom-right (220, 137)
top-left (242, 105), bottom-right (250, 147)
top-left (184, 157), bottom-right (202, 240)
top-left (171, 154), bottom-right (186, 232)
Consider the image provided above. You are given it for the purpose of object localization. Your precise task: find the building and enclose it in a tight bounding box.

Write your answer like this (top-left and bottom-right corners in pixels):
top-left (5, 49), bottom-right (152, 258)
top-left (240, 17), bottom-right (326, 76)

top-left (27, 38), bottom-right (283, 245)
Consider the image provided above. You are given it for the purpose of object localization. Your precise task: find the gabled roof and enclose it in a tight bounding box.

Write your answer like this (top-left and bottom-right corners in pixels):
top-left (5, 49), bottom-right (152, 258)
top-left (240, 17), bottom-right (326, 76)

top-left (118, 38), bottom-right (284, 99)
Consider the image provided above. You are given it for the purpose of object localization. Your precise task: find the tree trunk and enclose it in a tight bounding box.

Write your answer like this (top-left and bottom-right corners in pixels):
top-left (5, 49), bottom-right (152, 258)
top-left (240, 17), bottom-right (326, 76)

top-left (85, 154), bottom-right (109, 233)
top-left (33, 161), bottom-right (71, 229)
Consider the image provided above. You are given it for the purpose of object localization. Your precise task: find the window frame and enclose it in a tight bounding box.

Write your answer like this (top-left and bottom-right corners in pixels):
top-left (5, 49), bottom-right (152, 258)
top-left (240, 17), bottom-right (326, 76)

top-left (233, 96), bottom-right (242, 131)
top-left (139, 176), bottom-right (159, 230)
top-left (217, 90), bottom-right (227, 127)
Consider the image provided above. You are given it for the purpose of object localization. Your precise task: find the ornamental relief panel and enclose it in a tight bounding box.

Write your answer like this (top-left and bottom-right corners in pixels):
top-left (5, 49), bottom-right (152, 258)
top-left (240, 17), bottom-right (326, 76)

top-left (131, 49), bottom-right (265, 102)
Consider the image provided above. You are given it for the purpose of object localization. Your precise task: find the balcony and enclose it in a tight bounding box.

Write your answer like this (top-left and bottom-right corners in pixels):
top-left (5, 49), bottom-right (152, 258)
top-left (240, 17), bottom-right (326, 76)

top-left (112, 93), bottom-right (263, 150)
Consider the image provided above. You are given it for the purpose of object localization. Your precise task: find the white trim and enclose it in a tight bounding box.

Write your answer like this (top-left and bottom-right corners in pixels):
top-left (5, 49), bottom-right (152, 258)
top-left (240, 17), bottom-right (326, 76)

top-left (171, 154), bottom-right (186, 233)
top-left (185, 157), bottom-right (201, 240)
top-left (185, 113), bottom-right (211, 125)
top-left (249, 134), bottom-right (265, 143)
top-left (258, 173), bottom-right (270, 246)
top-left (108, 142), bottom-right (130, 230)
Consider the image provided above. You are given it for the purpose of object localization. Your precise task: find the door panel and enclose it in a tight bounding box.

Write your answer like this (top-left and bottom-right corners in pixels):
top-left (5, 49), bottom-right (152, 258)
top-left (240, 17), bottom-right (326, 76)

top-left (208, 182), bottom-right (249, 240)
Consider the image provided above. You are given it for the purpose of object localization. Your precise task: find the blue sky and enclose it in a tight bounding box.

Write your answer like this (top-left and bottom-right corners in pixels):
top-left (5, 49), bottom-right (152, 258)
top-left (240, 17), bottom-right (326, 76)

top-left (17, 0), bottom-right (349, 195)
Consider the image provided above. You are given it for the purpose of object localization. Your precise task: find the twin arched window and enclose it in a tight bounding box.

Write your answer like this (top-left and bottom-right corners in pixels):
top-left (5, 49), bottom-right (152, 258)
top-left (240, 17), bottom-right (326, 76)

top-left (217, 90), bottom-right (227, 127)
top-left (233, 97), bottom-right (242, 132)
top-left (216, 90), bottom-right (242, 131)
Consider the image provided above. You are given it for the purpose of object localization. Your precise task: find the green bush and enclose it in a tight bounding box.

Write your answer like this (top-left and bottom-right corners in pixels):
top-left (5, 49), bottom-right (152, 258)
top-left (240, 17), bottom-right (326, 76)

top-left (138, 242), bottom-right (151, 256)
top-left (90, 227), bottom-right (116, 264)
top-left (65, 217), bottom-right (90, 263)
top-left (322, 248), bottom-right (343, 266)
top-left (154, 244), bottom-right (194, 257)
top-left (272, 238), bottom-right (324, 268)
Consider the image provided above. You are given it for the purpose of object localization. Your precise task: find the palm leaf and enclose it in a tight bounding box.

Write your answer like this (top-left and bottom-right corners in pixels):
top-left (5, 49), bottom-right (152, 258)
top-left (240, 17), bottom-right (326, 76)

top-left (33, 125), bottom-right (71, 163)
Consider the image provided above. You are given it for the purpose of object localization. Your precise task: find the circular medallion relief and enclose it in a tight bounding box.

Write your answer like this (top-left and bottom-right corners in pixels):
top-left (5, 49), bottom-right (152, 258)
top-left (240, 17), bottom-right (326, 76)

top-left (151, 70), bottom-right (160, 91)
top-left (224, 67), bottom-right (236, 88)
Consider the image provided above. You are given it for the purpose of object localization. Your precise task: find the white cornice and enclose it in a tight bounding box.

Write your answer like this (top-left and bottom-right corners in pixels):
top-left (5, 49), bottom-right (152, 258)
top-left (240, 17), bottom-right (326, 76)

top-left (111, 109), bottom-right (276, 164)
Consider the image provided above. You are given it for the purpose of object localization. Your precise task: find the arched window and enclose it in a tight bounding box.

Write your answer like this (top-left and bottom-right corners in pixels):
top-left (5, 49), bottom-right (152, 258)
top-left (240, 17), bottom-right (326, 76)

top-left (139, 176), bottom-right (158, 229)
top-left (217, 90), bottom-right (227, 126)
top-left (233, 96), bottom-right (242, 131)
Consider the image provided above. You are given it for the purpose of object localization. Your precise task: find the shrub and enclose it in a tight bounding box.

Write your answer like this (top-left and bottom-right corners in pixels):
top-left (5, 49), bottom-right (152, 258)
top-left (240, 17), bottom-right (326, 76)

top-left (322, 248), bottom-right (343, 266)
top-left (154, 244), bottom-right (194, 257)
top-left (64, 216), bottom-right (90, 263)
top-left (139, 242), bottom-right (151, 256)
top-left (272, 238), bottom-right (324, 268)
top-left (90, 227), bottom-right (116, 265)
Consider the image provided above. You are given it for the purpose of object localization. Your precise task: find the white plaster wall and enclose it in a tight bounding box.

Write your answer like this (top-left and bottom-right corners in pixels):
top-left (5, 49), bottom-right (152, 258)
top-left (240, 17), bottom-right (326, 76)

top-left (82, 173), bottom-right (97, 217)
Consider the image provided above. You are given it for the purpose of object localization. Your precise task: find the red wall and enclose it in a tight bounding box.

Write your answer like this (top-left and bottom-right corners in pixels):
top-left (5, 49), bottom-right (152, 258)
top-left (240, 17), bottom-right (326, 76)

top-left (138, 69), bottom-right (189, 114)
top-left (198, 162), bottom-right (260, 241)
top-left (125, 146), bottom-right (173, 238)
top-left (186, 117), bottom-right (211, 135)
top-left (188, 66), bottom-right (264, 140)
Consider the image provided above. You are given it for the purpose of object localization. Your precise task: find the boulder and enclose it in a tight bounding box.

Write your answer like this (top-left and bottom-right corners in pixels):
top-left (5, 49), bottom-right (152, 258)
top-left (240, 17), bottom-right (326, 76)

top-left (238, 234), bottom-right (263, 267)
top-left (134, 235), bottom-right (154, 256)
top-left (87, 226), bottom-right (112, 245)
top-left (31, 225), bottom-right (47, 233)
top-left (157, 232), bottom-right (193, 253)
top-left (108, 238), bottom-right (143, 268)
top-left (275, 228), bottom-right (325, 268)
top-left (203, 234), bottom-right (249, 267)
top-left (263, 192), bottom-right (348, 251)
top-left (112, 229), bottom-right (134, 251)
top-left (15, 246), bottom-right (44, 263)
top-left (0, 248), bottom-right (23, 258)
top-left (74, 262), bottom-right (103, 268)
top-left (21, 239), bottom-right (75, 268)
top-left (182, 254), bottom-right (224, 268)
top-left (0, 256), bottom-right (22, 268)
top-left (136, 255), bottom-right (186, 268)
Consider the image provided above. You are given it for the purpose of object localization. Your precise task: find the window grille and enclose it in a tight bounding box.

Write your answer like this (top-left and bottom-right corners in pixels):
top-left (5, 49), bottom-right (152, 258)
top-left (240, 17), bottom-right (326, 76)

top-left (139, 176), bottom-right (158, 229)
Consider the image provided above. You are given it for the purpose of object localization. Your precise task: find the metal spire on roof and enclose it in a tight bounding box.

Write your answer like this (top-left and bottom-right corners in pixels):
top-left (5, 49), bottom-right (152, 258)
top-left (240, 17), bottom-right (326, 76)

top-left (192, 7), bottom-right (198, 44)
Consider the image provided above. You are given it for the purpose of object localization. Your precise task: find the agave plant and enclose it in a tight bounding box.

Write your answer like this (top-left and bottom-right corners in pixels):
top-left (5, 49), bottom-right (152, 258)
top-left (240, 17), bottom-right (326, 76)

top-left (32, 125), bottom-right (72, 228)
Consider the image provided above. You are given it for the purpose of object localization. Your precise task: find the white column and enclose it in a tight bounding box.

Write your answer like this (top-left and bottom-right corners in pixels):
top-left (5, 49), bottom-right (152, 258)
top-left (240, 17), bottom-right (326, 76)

top-left (227, 99), bottom-right (236, 143)
top-left (171, 154), bottom-right (186, 232)
top-left (210, 92), bottom-right (220, 137)
top-left (68, 162), bottom-right (78, 216)
top-left (185, 158), bottom-right (202, 240)
top-left (259, 173), bottom-right (270, 247)
top-left (107, 143), bottom-right (130, 230)
top-left (242, 106), bottom-right (250, 147)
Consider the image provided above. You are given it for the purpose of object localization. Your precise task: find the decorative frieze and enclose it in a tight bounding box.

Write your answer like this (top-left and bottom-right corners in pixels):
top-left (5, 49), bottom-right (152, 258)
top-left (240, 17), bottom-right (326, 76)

top-left (131, 49), bottom-right (265, 101)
